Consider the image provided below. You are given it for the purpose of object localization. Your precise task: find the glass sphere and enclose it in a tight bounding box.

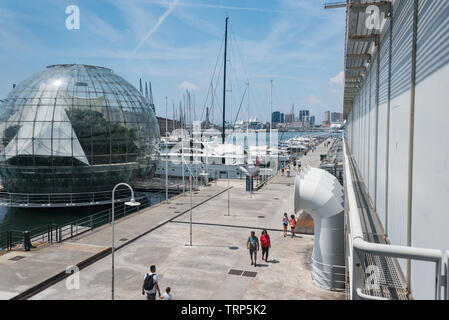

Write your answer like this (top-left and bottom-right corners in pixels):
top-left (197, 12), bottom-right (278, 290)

top-left (0, 64), bottom-right (160, 197)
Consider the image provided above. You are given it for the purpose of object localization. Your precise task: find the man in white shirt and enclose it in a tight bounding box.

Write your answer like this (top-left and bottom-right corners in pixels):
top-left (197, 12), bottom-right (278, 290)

top-left (141, 265), bottom-right (161, 300)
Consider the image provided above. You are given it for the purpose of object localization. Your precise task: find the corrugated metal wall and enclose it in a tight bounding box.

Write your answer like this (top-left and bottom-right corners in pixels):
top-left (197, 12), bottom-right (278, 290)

top-left (346, 0), bottom-right (449, 299)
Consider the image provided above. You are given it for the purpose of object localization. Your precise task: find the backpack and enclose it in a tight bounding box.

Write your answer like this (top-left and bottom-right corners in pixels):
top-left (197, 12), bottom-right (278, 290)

top-left (144, 273), bottom-right (156, 291)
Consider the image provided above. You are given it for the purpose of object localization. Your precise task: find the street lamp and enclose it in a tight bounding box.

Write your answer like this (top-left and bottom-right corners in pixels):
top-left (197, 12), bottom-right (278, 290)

top-left (111, 182), bottom-right (140, 300)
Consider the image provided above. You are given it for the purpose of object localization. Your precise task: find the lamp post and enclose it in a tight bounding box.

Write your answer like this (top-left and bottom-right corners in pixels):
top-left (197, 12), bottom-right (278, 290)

top-left (111, 182), bottom-right (140, 300)
top-left (189, 174), bottom-right (193, 246)
top-left (165, 96), bottom-right (169, 204)
top-left (227, 162), bottom-right (230, 216)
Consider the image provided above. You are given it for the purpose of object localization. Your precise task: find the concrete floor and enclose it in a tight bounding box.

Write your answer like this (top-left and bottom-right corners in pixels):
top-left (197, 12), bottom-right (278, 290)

top-left (1, 139), bottom-right (345, 300)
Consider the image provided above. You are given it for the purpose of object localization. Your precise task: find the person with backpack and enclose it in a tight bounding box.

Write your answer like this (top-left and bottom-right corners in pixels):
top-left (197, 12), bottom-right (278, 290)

top-left (142, 265), bottom-right (161, 300)
top-left (290, 215), bottom-right (297, 238)
top-left (260, 229), bottom-right (271, 262)
top-left (246, 231), bottom-right (260, 267)
top-left (282, 213), bottom-right (289, 237)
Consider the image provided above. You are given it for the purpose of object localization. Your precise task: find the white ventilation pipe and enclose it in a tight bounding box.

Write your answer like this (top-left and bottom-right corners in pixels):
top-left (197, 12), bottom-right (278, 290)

top-left (294, 169), bottom-right (345, 291)
top-left (303, 166), bottom-right (341, 187)
top-left (300, 170), bottom-right (343, 199)
top-left (300, 169), bottom-right (344, 202)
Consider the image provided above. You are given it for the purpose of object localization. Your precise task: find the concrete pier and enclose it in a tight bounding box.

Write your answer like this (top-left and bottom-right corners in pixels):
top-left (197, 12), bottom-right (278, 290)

top-left (0, 139), bottom-right (344, 300)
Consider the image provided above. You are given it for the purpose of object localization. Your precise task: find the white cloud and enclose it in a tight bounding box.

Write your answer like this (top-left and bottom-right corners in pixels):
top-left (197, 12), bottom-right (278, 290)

top-left (178, 81), bottom-right (197, 91)
top-left (329, 71), bottom-right (344, 86)
top-left (307, 94), bottom-right (324, 107)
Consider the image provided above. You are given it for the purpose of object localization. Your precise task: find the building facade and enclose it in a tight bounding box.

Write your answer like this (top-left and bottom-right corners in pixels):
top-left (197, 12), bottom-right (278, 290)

top-left (344, 0), bottom-right (449, 300)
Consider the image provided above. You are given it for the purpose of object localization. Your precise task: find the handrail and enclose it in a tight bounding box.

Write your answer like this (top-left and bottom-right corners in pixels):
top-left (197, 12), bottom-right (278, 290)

top-left (0, 189), bottom-right (179, 251)
top-left (344, 139), bottom-right (444, 300)
top-left (356, 288), bottom-right (389, 301)
top-left (446, 251), bottom-right (449, 300)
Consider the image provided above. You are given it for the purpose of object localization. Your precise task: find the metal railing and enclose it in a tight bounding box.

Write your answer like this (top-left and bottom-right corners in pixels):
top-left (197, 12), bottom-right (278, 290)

top-left (344, 139), bottom-right (448, 300)
top-left (0, 190), bottom-right (179, 252)
top-left (0, 189), bottom-right (137, 208)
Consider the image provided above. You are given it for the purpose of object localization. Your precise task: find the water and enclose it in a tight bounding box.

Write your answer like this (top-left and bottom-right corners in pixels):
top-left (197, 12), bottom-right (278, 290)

top-left (226, 130), bottom-right (337, 147)
top-left (0, 191), bottom-right (167, 235)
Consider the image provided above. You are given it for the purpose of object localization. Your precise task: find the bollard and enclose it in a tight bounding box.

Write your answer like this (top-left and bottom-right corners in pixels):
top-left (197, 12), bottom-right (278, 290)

top-left (23, 231), bottom-right (31, 251)
top-left (7, 231), bottom-right (12, 251)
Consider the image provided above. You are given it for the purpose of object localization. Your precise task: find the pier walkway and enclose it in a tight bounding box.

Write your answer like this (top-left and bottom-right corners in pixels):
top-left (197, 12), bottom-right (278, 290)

top-left (0, 139), bottom-right (344, 300)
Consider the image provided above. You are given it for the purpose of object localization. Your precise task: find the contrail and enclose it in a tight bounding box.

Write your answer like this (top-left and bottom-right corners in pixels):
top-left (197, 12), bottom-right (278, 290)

top-left (144, 0), bottom-right (284, 14)
top-left (134, 0), bottom-right (180, 52)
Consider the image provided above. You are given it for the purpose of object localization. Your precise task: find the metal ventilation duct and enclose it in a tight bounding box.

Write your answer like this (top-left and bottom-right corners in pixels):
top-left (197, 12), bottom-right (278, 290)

top-left (299, 167), bottom-right (344, 200)
top-left (294, 168), bottom-right (345, 291)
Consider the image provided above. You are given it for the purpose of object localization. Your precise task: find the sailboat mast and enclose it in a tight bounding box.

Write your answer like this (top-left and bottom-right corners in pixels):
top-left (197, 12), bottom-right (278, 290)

top-left (222, 17), bottom-right (228, 147)
top-left (246, 82), bottom-right (249, 144)
top-left (270, 79), bottom-right (273, 149)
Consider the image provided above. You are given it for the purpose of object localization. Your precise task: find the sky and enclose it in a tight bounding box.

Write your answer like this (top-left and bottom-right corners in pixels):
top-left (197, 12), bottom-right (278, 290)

top-left (0, 0), bottom-right (346, 124)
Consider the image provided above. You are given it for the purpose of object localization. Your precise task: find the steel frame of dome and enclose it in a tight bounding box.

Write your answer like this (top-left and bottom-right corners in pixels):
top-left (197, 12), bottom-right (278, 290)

top-left (0, 64), bottom-right (160, 207)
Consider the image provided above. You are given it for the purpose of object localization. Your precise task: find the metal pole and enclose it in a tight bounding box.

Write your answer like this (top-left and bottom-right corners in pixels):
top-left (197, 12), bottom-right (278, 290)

top-left (182, 133), bottom-right (185, 195)
top-left (270, 80), bottom-right (273, 150)
top-left (166, 96), bottom-right (169, 204)
top-left (406, 0), bottom-right (419, 292)
top-left (222, 17), bottom-right (228, 147)
top-left (111, 182), bottom-right (138, 301)
top-left (189, 174), bottom-right (193, 246)
top-left (112, 190), bottom-right (115, 301)
top-left (227, 163), bottom-right (230, 216)
top-left (247, 82), bottom-right (249, 139)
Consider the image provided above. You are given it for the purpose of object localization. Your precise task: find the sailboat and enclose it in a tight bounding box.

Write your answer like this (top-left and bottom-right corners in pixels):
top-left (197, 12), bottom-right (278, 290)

top-left (155, 17), bottom-right (278, 180)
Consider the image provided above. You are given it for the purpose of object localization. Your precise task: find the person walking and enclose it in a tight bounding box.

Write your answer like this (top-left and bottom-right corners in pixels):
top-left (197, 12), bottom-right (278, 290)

top-left (247, 231), bottom-right (260, 267)
top-left (290, 215), bottom-right (296, 238)
top-left (142, 265), bottom-right (161, 300)
top-left (282, 213), bottom-right (289, 237)
top-left (160, 287), bottom-right (172, 300)
top-left (281, 164), bottom-right (285, 176)
top-left (260, 229), bottom-right (271, 262)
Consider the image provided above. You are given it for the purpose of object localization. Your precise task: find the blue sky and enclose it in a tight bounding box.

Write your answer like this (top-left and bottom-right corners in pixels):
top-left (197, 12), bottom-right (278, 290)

top-left (0, 0), bottom-right (346, 123)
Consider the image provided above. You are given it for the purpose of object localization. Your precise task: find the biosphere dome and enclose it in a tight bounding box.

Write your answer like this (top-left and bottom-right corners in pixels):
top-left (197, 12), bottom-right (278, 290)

top-left (0, 64), bottom-right (160, 205)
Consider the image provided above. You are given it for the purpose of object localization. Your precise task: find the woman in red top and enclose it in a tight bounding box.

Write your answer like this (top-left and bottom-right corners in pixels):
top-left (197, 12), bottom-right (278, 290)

top-left (260, 229), bottom-right (271, 262)
top-left (290, 215), bottom-right (296, 238)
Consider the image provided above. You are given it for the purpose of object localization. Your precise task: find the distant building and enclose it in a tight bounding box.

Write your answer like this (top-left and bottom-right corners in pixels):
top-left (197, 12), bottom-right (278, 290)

top-left (309, 116), bottom-right (316, 127)
top-left (331, 112), bottom-right (343, 123)
top-left (285, 113), bottom-right (295, 123)
top-left (272, 111), bottom-right (285, 124)
top-left (324, 111), bottom-right (331, 124)
top-left (157, 116), bottom-right (180, 136)
top-left (299, 110), bottom-right (310, 123)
